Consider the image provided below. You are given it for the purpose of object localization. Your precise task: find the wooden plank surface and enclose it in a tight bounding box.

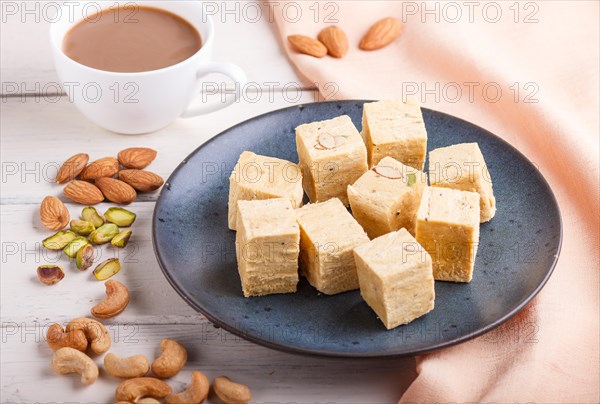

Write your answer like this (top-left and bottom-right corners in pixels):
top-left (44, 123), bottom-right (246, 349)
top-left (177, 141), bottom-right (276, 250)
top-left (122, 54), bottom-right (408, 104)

top-left (1, 3), bottom-right (417, 401)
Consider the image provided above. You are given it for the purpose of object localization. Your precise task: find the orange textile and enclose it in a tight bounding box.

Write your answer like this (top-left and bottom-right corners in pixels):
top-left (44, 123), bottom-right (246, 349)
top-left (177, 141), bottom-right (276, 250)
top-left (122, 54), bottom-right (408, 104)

top-left (272, 1), bottom-right (599, 402)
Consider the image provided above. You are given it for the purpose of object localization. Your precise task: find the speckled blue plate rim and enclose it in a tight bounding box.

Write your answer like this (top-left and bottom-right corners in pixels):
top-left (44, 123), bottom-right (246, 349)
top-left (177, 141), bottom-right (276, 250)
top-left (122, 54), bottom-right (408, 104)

top-left (152, 100), bottom-right (563, 358)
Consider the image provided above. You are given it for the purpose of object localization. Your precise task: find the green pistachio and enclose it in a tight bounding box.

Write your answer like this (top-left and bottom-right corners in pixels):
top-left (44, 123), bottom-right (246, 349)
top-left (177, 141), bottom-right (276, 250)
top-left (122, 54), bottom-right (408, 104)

top-left (111, 229), bottom-right (132, 248)
top-left (63, 237), bottom-right (90, 258)
top-left (93, 258), bottom-right (121, 280)
top-left (81, 207), bottom-right (105, 228)
top-left (89, 223), bottom-right (119, 245)
top-left (70, 219), bottom-right (95, 236)
top-left (104, 207), bottom-right (136, 227)
top-left (75, 244), bottom-right (94, 271)
top-left (42, 230), bottom-right (77, 250)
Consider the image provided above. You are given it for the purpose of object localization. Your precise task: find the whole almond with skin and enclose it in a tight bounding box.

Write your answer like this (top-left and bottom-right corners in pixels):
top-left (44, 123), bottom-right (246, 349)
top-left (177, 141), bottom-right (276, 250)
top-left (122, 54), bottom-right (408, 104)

top-left (95, 177), bottom-right (136, 204)
top-left (56, 153), bottom-right (89, 184)
top-left (287, 35), bottom-right (327, 58)
top-left (118, 147), bottom-right (157, 169)
top-left (359, 17), bottom-right (402, 51)
top-left (119, 169), bottom-right (164, 192)
top-left (64, 181), bottom-right (105, 205)
top-left (80, 157), bottom-right (119, 181)
top-left (318, 26), bottom-right (349, 58)
top-left (40, 196), bottom-right (70, 230)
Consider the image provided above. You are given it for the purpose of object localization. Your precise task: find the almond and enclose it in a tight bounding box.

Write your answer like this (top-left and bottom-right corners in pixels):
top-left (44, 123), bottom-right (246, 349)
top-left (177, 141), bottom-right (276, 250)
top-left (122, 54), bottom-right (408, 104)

top-left (359, 17), bottom-right (402, 51)
top-left (64, 181), bottom-right (105, 205)
top-left (372, 165), bottom-right (403, 179)
top-left (40, 196), bottom-right (70, 230)
top-left (118, 169), bottom-right (164, 192)
top-left (80, 157), bottom-right (119, 181)
top-left (287, 35), bottom-right (327, 58)
top-left (315, 133), bottom-right (347, 150)
top-left (118, 147), bottom-right (157, 169)
top-left (318, 26), bottom-right (349, 58)
top-left (56, 153), bottom-right (89, 184)
top-left (95, 178), bottom-right (136, 204)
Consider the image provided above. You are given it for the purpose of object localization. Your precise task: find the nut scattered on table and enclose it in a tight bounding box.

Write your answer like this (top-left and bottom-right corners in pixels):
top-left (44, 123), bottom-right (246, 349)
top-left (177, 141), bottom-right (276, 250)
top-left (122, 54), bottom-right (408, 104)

top-left (104, 207), bottom-right (137, 227)
top-left (93, 258), bottom-right (121, 281)
top-left (151, 339), bottom-right (188, 378)
top-left (359, 17), bottom-right (402, 51)
top-left (111, 229), bottom-right (132, 248)
top-left (115, 377), bottom-right (172, 402)
top-left (119, 169), bottom-right (164, 193)
top-left (66, 317), bottom-right (111, 354)
top-left (91, 279), bottom-right (130, 318)
top-left (82, 206), bottom-right (105, 228)
top-left (213, 375), bottom-right (253, 404)
top-left (37, 265), bottom-right (65, 285)
top-left (70, 219), bottom-right (95, 236)
top-left (51, 347), bottom-right (99, 385)
top-left (46, 323), bottom-right (88, 352)
top-left (76, 244), bottom-right (95, 271)
top-left (40, 196), bottom-right (70, 231)
top-left (89, 223), bottom-right (119, 245)
top-left (63, 236), bottom-right (90, 258)
top-left (64, 180), bottom-right (105, 205)
top-left (95, 177), bottom-right (137, 205)
top-left (80, 157), bottom-right (119, 181)
top-left (165, 370), bottom-right (209, 404)
top-left (42, 230), bottom-right (76, 250)
top-left (118, 147), bottom-right (158, 169)
top-left (56, 153), bottom-right (89, 184)
top-left (104, 352), bottom-right (149, 379)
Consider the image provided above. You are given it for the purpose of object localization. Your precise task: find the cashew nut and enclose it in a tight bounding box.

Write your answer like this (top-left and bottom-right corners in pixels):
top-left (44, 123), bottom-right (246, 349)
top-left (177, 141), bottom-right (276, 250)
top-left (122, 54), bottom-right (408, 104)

top-left (104, 352), bottom-right (149, 379)
top-left (115, 377), bottom-right (172, 402)
top-left (165, 371), bottom-right (210, 404)
top-left (66, 317), bottom-right (111, 354)
top-left (137, 399), bottom-right (161, 404)
top-left (51, 347), bottom-right (99, 385)
top-left (213, 376), bottom-right (252, 404)
top-left (91, 279), bottom-right (130, 319)
top-left (151, 339), bottom-right (187, 378)
top-left (46, 323), bottom-right (88, 352)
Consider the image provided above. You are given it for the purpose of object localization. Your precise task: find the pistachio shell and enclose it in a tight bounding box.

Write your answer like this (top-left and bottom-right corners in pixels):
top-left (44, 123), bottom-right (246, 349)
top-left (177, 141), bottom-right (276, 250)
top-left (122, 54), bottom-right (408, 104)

top-left (37, 265), bottom-right (65, 285)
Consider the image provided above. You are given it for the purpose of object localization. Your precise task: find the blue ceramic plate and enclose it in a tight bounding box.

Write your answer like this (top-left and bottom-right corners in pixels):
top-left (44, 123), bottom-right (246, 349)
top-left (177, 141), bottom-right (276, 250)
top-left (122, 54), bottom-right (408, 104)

top-left (153, 101), bottom-right (561, 357)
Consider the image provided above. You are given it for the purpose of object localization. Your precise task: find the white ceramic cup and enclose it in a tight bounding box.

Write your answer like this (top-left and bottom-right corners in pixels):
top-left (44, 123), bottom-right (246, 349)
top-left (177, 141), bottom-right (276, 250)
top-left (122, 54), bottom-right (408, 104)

top-left (49, 1), bottom-right (247, 134)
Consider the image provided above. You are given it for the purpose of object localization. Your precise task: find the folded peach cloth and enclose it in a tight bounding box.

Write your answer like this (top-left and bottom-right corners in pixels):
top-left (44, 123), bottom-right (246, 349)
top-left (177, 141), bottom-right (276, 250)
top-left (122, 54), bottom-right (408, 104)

top-left (272, 1), bottom-right (599, 402)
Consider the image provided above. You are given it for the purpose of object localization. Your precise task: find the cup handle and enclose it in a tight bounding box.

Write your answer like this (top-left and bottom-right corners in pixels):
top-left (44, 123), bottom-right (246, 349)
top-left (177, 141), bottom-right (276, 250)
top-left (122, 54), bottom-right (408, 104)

top-left (181, 62), bottom-right (247, 118)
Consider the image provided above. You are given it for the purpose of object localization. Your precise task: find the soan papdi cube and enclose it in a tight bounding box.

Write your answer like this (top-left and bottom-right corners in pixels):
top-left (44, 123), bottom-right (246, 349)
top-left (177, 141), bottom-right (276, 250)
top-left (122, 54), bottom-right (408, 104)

top-left (428, 142), bottom-right (496, 222)
top-left (353, 228), bottom-right (435, 329)
top-left (361, 99), bottom-right (427, 170)
top-left (235, 198), bottom-right (300, 297)
top-left (295, 198), bottom-right (369, 295)
top-left (347, 156), bottom-right (427, 238)
top-left (415, 187), bottom-right (480, 283)
top-left (296, 115), bottom-right (368, 205)
top-left (228, 151), bottom-right (303, 230)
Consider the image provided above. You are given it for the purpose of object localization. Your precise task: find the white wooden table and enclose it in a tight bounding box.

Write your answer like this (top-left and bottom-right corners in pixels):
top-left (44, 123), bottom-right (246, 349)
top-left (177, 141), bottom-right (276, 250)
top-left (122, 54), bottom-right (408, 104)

top-left (0, 4), bottom-right (416, 402)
